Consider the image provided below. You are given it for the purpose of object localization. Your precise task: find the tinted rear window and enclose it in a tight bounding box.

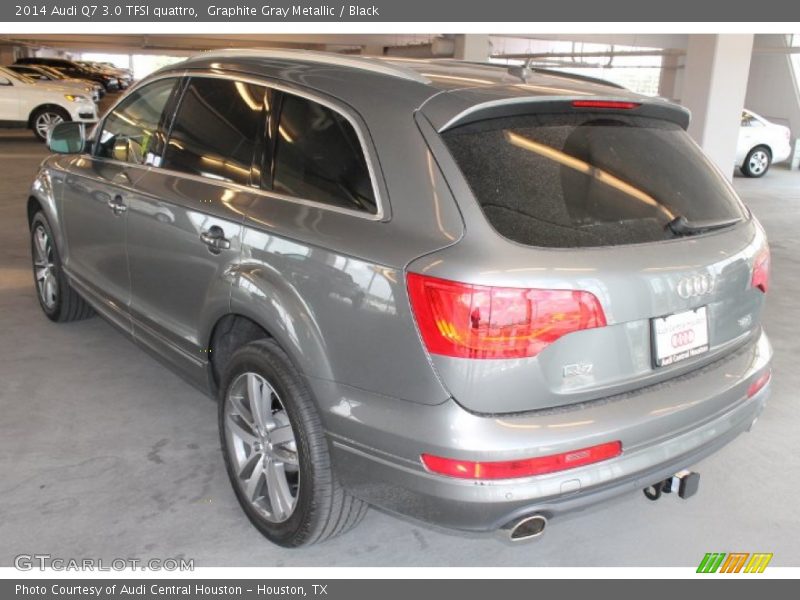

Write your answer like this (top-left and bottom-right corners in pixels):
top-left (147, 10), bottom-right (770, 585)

top-left (272, 94), bottom-right (377, 214)
top-left (442, 113), bottom-right (747, 248)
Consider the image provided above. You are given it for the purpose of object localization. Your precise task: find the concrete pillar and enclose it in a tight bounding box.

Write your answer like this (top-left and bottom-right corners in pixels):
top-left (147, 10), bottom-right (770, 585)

top-left (361, 44), bottom-right (385, 57)
top-left (453, 34), bottom-right (490, 62)
top-left (0, 46), bottom-right (17, 65)
top-left (745, 34), bottom-right (800, 141)
top-left (681, 34), bottom-right (754, 179)
top-left (657, 52), bottom-right (681, 101)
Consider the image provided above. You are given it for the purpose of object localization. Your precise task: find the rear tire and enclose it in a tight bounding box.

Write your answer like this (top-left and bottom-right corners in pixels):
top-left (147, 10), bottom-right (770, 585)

top-left (741, 146), bottom-right (771, 178)
top-left (218, 339), bottom-right (367, 547)
top-left (30, 212), bottom-right (94, 322)
top-left (31, 107), bottom-right (70, 143)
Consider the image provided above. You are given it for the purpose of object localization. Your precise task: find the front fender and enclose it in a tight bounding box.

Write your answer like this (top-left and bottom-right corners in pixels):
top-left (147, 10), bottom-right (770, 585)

top-left (29, 159), bottom-right (67, 255)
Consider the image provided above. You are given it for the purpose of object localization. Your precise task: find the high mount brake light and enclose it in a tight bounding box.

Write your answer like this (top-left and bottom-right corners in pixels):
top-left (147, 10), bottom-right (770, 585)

top-left (571, 100), bottom-right (641, 110)
top-left (407, 273), bottom-right (607, 360)
top-left (421, 441), bottom-right (623, 480)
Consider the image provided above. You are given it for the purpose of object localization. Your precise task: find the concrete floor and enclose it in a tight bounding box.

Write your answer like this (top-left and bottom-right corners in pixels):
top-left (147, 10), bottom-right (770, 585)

top-left (1, 126), bottom-right (798, 567)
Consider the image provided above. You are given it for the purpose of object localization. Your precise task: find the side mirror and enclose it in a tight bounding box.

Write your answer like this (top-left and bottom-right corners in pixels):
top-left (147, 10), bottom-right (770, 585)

top-left (48, 121), bottom-right (86, 154)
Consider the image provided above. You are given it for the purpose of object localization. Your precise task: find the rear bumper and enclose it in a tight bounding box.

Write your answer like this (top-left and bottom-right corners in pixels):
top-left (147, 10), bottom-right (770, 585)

top-left (323, 329), bottom-right (772, 531)
top-left (773, 141), bottom-right (792, 164)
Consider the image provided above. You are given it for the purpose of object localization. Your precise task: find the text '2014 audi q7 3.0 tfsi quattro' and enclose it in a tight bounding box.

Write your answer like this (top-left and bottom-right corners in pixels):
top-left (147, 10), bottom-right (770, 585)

top-left (28, 50), bottom-right (772, 547)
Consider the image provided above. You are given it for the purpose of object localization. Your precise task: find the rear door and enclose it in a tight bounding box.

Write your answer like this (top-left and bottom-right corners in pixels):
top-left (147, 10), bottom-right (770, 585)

top-left (411, 101), bottom-right (768, 413)
top-left (126, 75), bottom-right (264, 376)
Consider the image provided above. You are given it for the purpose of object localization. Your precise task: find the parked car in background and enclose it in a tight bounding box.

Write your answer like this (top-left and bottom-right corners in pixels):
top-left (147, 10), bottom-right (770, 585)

top-left (737, 109), bottom-right (792, 177)
top-left (29, 52), bottom-right (772, 547)
top-left (79, 61), bottom-right (133, 89)
top-left (6, 64), bottom-right (101, 103)
top-left (14, 57), bottom-right (120, 92)
top-left (0, 66), bottom-right (97, 141)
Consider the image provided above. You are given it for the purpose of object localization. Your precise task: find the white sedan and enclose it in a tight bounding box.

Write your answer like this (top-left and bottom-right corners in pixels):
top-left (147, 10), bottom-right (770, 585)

top-left (737, 109), bottom-right (792, 177)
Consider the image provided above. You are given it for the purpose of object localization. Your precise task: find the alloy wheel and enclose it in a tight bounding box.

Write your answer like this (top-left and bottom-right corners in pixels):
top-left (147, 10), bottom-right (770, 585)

top-left (32, 225), bottom-right (57, 309)
top-left (35, 111), bottom-right (64, 140)
top-left (748, 150), bottom-right (769, 175)
top-left (224, 372), bottom-right (300, 523)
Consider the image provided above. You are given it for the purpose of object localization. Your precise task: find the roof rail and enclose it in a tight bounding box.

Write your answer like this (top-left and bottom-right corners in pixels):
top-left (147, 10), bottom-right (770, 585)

top-left (528, 67), bottom-right (627, 90)
top-left (452, 58), bottom-right (625, 90)
top-left (198, 49), bottom-right (431, 84)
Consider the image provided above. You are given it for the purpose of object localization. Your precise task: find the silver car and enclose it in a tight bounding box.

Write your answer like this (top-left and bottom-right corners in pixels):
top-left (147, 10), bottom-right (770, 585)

top-left (28, 50), bottom-right (773, 547)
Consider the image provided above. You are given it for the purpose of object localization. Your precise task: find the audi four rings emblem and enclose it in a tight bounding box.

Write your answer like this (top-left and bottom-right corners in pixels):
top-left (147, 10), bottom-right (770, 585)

top-left (676, 274), bottom-right (714, 299)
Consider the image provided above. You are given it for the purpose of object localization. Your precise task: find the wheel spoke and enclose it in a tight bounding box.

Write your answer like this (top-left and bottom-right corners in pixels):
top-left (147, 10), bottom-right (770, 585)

top-left (269, 423), bottom-right (294, 446)
top-left (247, 373), bottom-right (276, 431)
top-left (265, 459), bottom-right (294, 520)
top-left (246, 373), bottom-right (265, 429)
top-left (34, 229), bottom-right (48, 263)
top-left (229, 392), bottom-right (255, 427)
top-left (226, 413), bottom-right (259, 445)
top-left (240, 455), bottom-right (264, 502)
top-left (44, 273), bottom-right (57, 306)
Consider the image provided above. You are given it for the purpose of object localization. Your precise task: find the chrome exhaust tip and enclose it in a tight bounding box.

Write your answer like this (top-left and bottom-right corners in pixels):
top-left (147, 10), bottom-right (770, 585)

top-left (508, 514), bottom-right (547, 541)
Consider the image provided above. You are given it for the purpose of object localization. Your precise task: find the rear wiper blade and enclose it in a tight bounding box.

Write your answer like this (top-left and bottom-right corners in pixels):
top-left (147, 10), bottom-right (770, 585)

top-left (666, 215), bottom-right (742, 237)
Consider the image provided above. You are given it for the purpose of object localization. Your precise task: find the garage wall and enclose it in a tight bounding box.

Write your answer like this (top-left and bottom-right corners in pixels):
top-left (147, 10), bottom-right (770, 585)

top-left (746, 34), bottom-right (800, 141)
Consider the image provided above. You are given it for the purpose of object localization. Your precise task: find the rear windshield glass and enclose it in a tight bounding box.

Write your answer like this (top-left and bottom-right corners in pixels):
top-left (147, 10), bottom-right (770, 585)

top-left (442, 113), bottom-right (747, 248)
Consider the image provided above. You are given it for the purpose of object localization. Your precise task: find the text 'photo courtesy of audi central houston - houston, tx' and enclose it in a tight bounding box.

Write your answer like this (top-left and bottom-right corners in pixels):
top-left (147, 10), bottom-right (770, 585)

top-left (30, 50), bottom-right (772, 546)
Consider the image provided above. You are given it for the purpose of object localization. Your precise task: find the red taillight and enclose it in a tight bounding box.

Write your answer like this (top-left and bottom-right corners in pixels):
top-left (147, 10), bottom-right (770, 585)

top-left (407, 273), bottom-right (606, 359)
top-left (571, 100), bottom-right (641, 110)
top-left (421, 441), bottom-right (622, 480)
top-left (751, 248), bottom-right (770, 293)
top-left (747, 369), bottom-right (772, 398)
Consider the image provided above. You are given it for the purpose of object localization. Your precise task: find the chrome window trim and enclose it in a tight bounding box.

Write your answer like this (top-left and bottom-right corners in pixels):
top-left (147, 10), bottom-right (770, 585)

top-left (93, 70), bottom-right (388, 223)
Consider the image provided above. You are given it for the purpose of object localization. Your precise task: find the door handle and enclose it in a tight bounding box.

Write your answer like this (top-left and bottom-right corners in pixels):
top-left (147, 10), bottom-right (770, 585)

top-left (107, 195), bottom-right (127, 215)
top-left (200, 226), bottom-right (231, 252)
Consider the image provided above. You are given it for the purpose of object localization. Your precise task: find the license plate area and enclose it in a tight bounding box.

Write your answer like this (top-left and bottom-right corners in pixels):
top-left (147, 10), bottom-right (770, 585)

top-left (651, 307), bottom-right (710, 367)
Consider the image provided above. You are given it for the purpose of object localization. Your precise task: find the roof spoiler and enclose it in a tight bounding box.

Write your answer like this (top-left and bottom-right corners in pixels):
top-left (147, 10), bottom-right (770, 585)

top-left (438, 97), bottom-right (692, 132)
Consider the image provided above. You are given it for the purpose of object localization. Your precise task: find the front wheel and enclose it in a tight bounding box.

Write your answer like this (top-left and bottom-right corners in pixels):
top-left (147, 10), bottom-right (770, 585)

top-left (31, 107), bottom-right (70, 143)
top-left (741, 146), bottom-right (772, 177)
top-left (218, 339), bottom-right (367, 547)
top-left (30, 212), bottom-right (94, 322)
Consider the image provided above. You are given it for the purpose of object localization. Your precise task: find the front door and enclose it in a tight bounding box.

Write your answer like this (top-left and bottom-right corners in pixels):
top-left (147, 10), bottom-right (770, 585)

top-left (60, 77), bottom-right (180, 331)
top-left (125, 76), bottom-right (266, 378)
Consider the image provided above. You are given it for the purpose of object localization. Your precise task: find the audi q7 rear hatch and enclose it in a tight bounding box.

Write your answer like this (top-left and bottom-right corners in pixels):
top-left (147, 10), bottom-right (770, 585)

top-left (409, 97), bottom-right (769, 414)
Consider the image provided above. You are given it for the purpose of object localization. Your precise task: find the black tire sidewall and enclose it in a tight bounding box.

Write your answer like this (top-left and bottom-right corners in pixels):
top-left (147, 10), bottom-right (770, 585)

top-left (218, 340), bottom-right (328, 547)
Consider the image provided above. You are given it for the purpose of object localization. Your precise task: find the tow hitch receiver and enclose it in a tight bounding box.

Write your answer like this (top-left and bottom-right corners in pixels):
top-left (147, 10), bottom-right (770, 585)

top-left (643, 470), bottom-right (700, 501)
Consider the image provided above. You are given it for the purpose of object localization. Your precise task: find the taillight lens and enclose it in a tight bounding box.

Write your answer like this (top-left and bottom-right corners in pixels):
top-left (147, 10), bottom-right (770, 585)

top-left (421, 441), bottom-right (622, 480)
top-left (571, 100), bottom-right (641, 110)
top-left (407, 273), bottom-right (606, 359)
top-left (751, 248), bottom-right (770, 293)
top-left (747, 369), bottom-right (772, 398)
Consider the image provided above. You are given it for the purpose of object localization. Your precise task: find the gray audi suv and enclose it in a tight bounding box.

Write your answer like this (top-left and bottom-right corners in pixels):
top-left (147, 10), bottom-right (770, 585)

top-left (28, 50), bottom-right (773, 547)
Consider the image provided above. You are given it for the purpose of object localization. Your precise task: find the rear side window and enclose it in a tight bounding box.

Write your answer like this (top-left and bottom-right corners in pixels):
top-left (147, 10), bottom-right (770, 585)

top-left (442, 113), bottom-right (747, 248)
top-left (162, 77), bottom-right (266, 186)
top-left (272, 93), bottom-right (377, 214)
top-left (96, 78), bottom-right (176, 165)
